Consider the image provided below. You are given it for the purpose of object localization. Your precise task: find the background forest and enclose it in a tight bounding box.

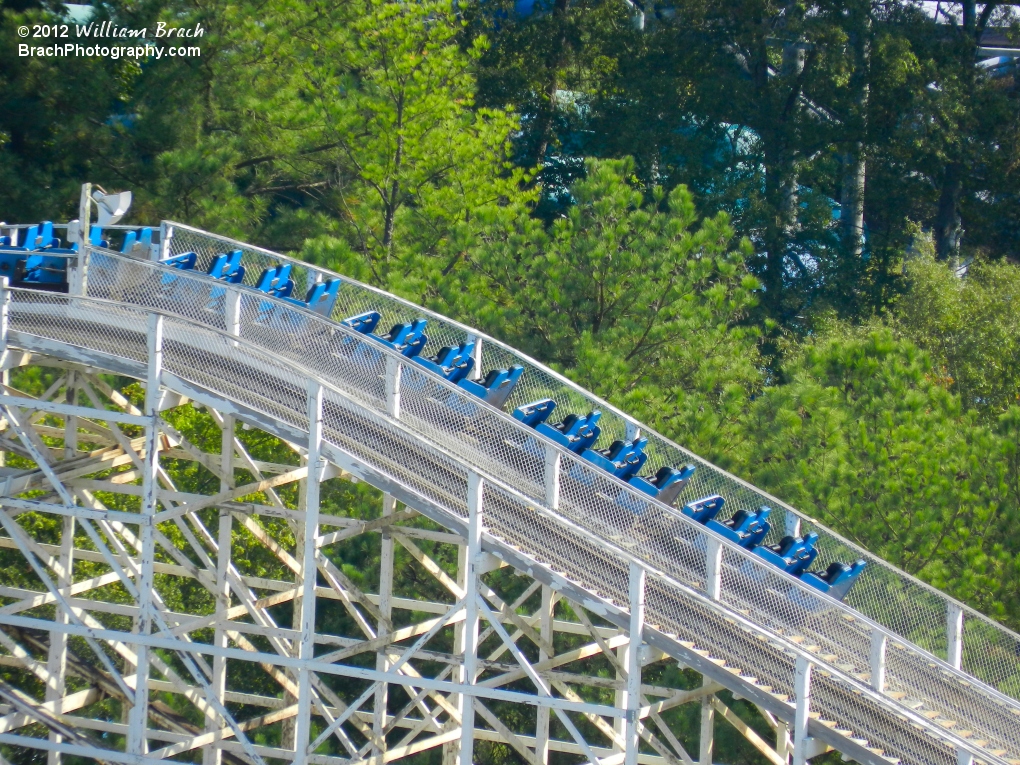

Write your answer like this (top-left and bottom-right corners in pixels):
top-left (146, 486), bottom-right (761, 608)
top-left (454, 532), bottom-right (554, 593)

top-left (3, 0), bottom-right (1020, 759)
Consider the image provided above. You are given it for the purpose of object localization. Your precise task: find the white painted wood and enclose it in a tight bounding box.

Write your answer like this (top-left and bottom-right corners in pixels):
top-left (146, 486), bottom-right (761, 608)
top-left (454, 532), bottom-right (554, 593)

top-left (705, 537), bottom-right (722, 601)
top-left (205, 412), bottom-right (234, 765)
top-left (459, 473), bottom-right (483, 765)
top-left (948, 603), bottom-right (964, 670)
top-left (785, 512), bottom-right (801, 540)
top-left (0, 278), bottom-right (9, 365)
top-left (792, 657), bottom-right (812, 765)
top-left (625, 564), bottom-right (645, 765)
top-left (126, 313), bottom-right (163, 755)
top-left (870, 631), bottom-right (887, 694)
top-left (293, 383), bottom-right (323, 765)
top-left (698, 676), bottom-right (714, 765)
top-left (536, 585), bottom-right (553, 764)
top-left (225, 287), bottom-right (241, 338)
top-left (544, 446), bottom-right (560, 511)
top-left (0, 394), bottom-right (149, 426)
top-left (385, 356), bottom-right (401, 419)
top-left (374, 493), bottom-right (396, 758)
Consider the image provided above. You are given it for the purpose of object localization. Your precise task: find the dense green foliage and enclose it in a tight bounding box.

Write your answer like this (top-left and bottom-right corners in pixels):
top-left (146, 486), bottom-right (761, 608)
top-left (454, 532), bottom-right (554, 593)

top-left (436, 158), bottom-right (763, 453)
top-left (3, 0), bottom-right (1020, 760)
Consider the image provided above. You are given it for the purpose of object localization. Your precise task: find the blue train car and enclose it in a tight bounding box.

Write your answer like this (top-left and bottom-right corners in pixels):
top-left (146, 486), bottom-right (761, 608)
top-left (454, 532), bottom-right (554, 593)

top-left (0, 222), bottom-right (72, 292)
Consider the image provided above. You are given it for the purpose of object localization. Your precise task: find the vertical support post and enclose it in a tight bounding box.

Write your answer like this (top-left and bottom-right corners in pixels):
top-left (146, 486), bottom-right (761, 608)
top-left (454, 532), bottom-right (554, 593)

top-left (0, 277), bottom-right (7, 471)
top-left (63, 372), bottom-right (78, 457)
top-left (947, 603), bottom-right (963, 670)
top-left (373, 494), bottom-right (396, 758)
top-left (775, 718), bottom-right (792, 764)
top-left (958, 749), bottom-right (974, 765)
top-left (45, 514), bottom-right (74, 765)
top-left (127, 312), bottom-right (163, 755)
top-left (225, 286), bottom-right (241, 338)
top-left (385, 356), bottom-right (401, 419)
top-left (536, 585), bottom-right (553, 764)
top-left (444, 539), bottom-right (469, 765)
top-left (74, 183), bottom-right (91, 296)
top-left (700, 536), bottom-right (721, 765)
top-left (614, 643), bottom-right (627, 749)
top-left (293, 383), bottom-right (323, 765)
top-left (0, 276), bottom-right (8, 460)
top-left (705, 537), bottom-right (722, 601)
top-left (0, 276), bottom-right (10, 366)
top-left (48, 371), bottom-right (78, 765)
top-left (792, 656), bottom-right (812, 765)
top-left (624, 562), bottom-right (646, 765)
top-left (785, 512), bottom-right (801, 540)
top-left (870, 630), bottom-right (887, 693)
top-left (158, 223), bottom-right (172, 261)
top-left (458, 472), bottom-right (483, 765)
top-left (467, 335), bottom-right (483, 382)
top-left (284, 461), bottom-right (311, 751)
top-left (698, 676), bottom-right (714, 765)
top-left (204, 414), bottom-right (234, 765)
top-left (544, 446), bottom-right (560, 510)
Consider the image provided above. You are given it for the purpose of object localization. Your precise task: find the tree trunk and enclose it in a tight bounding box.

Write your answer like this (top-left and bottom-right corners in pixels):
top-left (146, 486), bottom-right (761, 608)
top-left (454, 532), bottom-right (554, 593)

top-left (841, 7), bottom-right (870, 258)
top-left (763, 144), bottom-right (792, 315)
top-left (933, 0), bottom-right (995, 263)
top-left (532, 0), bottom-right (570, 166)
top-left (935, 161), bottom-right (963, 264)
top-left (841, 148), bottom-right (866, 257)
top-left (761, 34), bottom-right (807, 317)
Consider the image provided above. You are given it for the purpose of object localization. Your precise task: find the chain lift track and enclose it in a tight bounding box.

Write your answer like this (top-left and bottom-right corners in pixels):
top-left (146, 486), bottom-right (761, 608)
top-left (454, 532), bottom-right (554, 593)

top-left (0, 187), bottom-right (1016, 765)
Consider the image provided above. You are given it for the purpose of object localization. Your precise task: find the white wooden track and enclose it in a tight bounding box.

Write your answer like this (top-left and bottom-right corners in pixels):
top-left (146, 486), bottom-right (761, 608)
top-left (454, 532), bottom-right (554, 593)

top-left (0, 198), bottom-right (1017, 765)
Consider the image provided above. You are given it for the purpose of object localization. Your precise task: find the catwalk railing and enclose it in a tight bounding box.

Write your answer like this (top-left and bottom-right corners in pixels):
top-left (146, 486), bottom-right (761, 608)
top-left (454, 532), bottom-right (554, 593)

top-left (6, 286), bottom-right (1016, 765)
top-left (149, 223), bottom-right (1020, 700)
top-left (61, 245), bottom-right (1020, 763)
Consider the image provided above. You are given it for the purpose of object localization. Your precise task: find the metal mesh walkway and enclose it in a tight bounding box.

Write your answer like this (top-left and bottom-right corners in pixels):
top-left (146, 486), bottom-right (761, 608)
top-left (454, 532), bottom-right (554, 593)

top-left (0, 222), bottom-right (1008, 765)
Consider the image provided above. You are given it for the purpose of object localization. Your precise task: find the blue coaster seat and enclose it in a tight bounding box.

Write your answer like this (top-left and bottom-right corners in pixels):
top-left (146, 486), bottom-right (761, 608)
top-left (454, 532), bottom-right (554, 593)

top-left (257, 278), bottom-right (343, 325)
top-left (706, 506), bottom-right (772, 549)
top-left (627, 464), bottom-right (696, 505)
top-left (372, 320), bottom-right (428, 357)
top-left (157, 253), bottom-right (200, 301)
top-left (255, 264), bottom-right (295, 298)
top-left (164, 252), bottom-right (198, 270)
top-left (6, 225), bottom-right (38, 252)
top-left (89, 227), bottom-right (109, 248)
top-left (413, 342), bottom-right (475, 383)
top-left (35, 222), bottom-right (60, 250)
top-left (537, 410), bottom-right (601, 454)
top-left (752, 532), bottom-right (820, 576)
top-left (0, 223), bottom-right (70, 291)
top-left (681, 494), bottom-right (725, 524)
top-left (302, 279), bottom-right (341, 317)
top-left (339, 311), bottom-right (427, 358)
top-left (196, 250), bottom-right (245, 314)
top-left (20, 254), bottom-right (69, 287)
top-left (207, 250), bottom-right (245, 283)
top-left (800, 559), bottom-right (866, 601)
top-left (512, 398), bottom-right (556, 428)
top-left (137, 227), bottom-right (153, 254)
top-left (581, 437), bottom-right (648, 481)
top-left (121, 230), bottom-right (136, 253)
top-left (120, 227), bottom-right (153, 256)
top-left (7, 222), bottom-right (61, 252)
top-left (342, 311), bottom-right (381, 334)
top-left (456, 366), bottom-right (524, 410)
